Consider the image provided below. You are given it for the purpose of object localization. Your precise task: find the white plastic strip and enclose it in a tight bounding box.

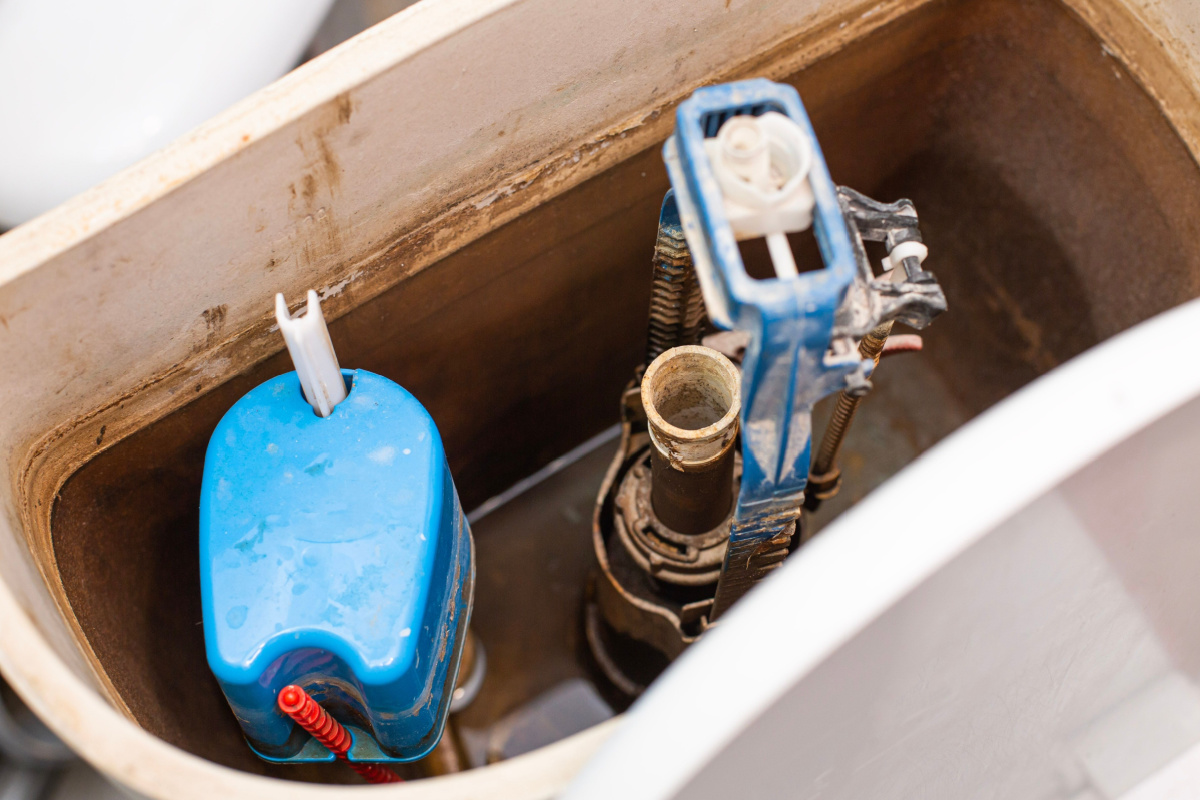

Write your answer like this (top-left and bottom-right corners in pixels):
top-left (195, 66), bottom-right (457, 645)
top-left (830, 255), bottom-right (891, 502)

top-left (274, 290), bottom-right (347, 417)
top-left (765, 231), bottom-right (799, 278)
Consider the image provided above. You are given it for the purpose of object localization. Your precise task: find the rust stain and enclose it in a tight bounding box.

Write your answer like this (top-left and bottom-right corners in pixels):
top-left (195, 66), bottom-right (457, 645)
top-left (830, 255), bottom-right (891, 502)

top-left (201, 305), bottom-right (228, 348)
top-left (300, 173), bottom-right (318, 206)
top-left (335, 92), bottom-right (354, 126)
top-left (284, 93), bottom-right (353, 268)
top-left (0, 303), bottom-right (30, 331)
top-left (316, 136), bottom-right (341, 197)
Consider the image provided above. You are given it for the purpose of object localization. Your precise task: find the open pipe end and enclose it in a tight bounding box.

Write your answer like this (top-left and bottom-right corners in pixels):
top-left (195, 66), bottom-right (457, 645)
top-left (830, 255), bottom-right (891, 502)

top-left (641, 345), bottom-right (741, 469)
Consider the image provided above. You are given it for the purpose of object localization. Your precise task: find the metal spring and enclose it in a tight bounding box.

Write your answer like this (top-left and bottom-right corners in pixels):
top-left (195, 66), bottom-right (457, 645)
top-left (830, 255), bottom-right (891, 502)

top-left (805, 322), bottom-right (895, 513)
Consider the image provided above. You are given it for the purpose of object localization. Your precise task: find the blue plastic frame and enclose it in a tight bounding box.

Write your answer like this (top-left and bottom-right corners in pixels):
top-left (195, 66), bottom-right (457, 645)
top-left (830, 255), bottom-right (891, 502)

top-left (663, 79), bottom-right (868, 519)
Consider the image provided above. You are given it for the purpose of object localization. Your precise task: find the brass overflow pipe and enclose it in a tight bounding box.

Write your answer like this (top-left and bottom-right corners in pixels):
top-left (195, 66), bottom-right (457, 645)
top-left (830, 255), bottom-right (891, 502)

top-left (805, 321), bottom-right (893, 512)
top-left (642, 346), bottom-right (741, 535)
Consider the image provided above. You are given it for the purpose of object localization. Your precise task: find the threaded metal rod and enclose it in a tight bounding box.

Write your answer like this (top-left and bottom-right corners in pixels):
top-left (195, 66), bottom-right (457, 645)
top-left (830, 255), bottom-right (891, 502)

top-left (805, 322), bottom-right (893, 512)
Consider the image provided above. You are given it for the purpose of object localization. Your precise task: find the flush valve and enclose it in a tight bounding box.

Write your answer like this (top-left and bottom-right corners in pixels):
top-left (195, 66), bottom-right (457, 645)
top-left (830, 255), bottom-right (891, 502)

top-left (587, 79), bottom-right (947, 696)
top-left (664, 79), bottom-right (947, 618)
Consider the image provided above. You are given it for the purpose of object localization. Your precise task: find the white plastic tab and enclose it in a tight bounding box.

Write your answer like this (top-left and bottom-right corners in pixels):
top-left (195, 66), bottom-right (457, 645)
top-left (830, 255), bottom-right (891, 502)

top-left (705, 112), bottom-right (815, 279)
top-left (881, 240), bottom-right (929, 273)
top-left (764, 232), bottom-right (799, 278)
top-left (275, 290), bottom-right (347, 417)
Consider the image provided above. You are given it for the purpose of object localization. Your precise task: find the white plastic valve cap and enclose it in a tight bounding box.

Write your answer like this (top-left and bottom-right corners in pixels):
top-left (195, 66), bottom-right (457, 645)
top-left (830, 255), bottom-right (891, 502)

top-left (705, 112), bottom-right (816, 279)
top-left (705, 112), bottom-right (816, 242)
top-left (275, 291), bottom-right (348, 418)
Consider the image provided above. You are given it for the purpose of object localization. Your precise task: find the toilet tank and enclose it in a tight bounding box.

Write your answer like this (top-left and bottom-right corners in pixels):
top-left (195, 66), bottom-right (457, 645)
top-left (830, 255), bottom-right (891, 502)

top-left (3, 0), bottom-right (1200, 797)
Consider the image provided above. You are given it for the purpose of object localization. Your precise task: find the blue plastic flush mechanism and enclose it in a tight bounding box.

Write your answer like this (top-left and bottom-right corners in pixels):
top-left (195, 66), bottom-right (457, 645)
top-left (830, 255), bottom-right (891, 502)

top-left (200, 290), bottom-right (473, 763)
top-left (663, 79), bottom-right (946, 616)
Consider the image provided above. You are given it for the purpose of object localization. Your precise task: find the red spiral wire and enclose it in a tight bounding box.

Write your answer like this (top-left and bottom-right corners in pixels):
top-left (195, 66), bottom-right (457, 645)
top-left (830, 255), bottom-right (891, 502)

top-left (278, 685), bottom-right (403, 784)
top-left (880, 333), bottom-right (924, 357)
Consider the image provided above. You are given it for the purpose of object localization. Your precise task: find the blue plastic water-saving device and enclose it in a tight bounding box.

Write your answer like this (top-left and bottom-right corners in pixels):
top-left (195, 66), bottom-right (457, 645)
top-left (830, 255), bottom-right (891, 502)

top-left (200, 291), bottom-right (473, 763)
